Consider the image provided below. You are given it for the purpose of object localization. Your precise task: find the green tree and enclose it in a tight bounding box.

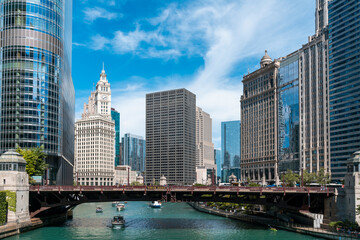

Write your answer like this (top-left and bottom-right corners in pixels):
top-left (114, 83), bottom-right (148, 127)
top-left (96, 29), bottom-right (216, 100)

top-left (16, 146), bottom-right (48, 177)
top-left (282, 170), bottom-right (300, 187)
top-left (316, 168), bottom-right (331, 186)
top-left (302, 171), bottom-right (317, 186)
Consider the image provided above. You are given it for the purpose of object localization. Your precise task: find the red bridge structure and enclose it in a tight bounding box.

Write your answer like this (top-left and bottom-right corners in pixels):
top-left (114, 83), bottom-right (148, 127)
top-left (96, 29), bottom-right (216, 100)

top-left (29, 185), bottom-right (336, 218)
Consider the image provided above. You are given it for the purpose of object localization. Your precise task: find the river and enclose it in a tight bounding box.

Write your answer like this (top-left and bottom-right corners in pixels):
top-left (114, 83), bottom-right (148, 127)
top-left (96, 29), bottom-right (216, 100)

top-left (7, 202), bottom-right (321, 239)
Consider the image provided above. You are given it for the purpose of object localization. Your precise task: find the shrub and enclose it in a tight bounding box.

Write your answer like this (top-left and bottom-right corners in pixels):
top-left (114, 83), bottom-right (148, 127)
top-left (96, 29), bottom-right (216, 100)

top-left (0, 192), bottom-right (7, 225)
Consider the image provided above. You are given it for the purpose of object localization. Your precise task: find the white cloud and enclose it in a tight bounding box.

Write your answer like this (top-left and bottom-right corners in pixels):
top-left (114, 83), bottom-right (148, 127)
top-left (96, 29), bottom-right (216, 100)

top-left (80, 0), bottom-right (314, 148)
top-left (83, 7), bottom-right (119, 22)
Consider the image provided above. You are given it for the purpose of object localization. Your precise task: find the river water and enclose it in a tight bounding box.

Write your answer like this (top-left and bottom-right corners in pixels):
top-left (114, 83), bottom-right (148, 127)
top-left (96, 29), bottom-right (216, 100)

top-left (7, 202), bottom-right (321, 240)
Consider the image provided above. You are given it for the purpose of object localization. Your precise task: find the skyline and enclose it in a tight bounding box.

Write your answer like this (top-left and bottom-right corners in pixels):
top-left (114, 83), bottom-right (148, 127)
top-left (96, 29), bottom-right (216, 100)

top-left (72, 0), bottom-right (316, 148)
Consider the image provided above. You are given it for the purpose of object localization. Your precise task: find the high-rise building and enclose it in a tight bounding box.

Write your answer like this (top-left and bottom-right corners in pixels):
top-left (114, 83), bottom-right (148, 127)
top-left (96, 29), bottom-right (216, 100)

top-left (328, 0), bottom-right (360, 180)
top-left (0, 0), bottom-right (74, 185)
top-left (278, 52), bottom-right (300, 174)
top-left (214, 149), bottom-right (221, 179)
top-left (74, 69), bottom-right (115, 186)
top-left (298, 0), bottom-right (330, 175)
top-left (145, 88), bottom-right (196, 185)
top-left (111, 108), bottom-right (120, 166)
top-left (195, 107), bottom-right (215, 183)
top-left (241, 51), bottom-right (279, 182)
top-left (122, 133), bottom-right (145, 173)
top-left (221, 120), bottom-right (240, 182)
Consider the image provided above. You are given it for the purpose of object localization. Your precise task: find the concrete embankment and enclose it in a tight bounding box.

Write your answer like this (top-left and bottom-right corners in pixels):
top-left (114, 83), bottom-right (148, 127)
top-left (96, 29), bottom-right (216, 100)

top-left (0, 211), bottom-right (71, 239)
top-left (188, 203), bottom-right (358, 240)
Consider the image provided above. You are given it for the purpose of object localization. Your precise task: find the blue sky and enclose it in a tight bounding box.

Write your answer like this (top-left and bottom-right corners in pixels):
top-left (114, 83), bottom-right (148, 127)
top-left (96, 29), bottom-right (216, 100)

top-left (72, 0), bottom-right (315, 149)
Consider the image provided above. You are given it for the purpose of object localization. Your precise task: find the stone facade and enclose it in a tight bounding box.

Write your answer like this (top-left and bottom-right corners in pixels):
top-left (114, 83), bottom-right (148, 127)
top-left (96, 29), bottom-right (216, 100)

top-left (74, 69), bottom-right (115, 186)
top-left (0, 150), bottom-right (30, 224)
top-left (114, 165), bottom-right (137, 185)
top-left (241, 51), bottom-right (280, 182)
top-left (299, 0), bottom-right (330, 175)
top-left (195, 107), bottom-right (215, 184)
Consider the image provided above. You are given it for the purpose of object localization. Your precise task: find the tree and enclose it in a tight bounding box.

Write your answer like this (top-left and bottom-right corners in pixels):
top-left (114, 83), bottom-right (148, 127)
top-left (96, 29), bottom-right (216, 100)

top-left (16, 146), bottom-right (48, 178)
top-left (316, 168), bottom-right (331, 186)
top-left (282, 170), bottom-right (300, 187)
top-left (302, 171), bottom-right (317, 186)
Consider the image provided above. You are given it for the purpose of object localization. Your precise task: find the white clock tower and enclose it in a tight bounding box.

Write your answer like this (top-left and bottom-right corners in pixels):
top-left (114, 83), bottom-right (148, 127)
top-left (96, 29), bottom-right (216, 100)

top-left (95, 67), bottom-right (111, 117)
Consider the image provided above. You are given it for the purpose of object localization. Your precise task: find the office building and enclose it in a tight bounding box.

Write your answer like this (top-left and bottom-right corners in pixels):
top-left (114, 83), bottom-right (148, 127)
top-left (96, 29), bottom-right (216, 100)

top-left (195, 107), bottom-right (215, 184)
top-left (74, 69), bottom-right (115, 186)
top-left (122, 133), bottom-right (145, 173)
top-left (221, 120), bottom-right (240, 182)
top-left (241, 51), bottom-right (279, 182)
top-left (111, 108), bottom-right (120, 166)
top-left (214, 149), bottom-right (221, 179)
top-left (114, 165), bottom-right (137, 185)
top-left (328, 0), bottom-right (360, 180)
top-left (0, 0), bottom-right (74, 185)
top-left (145, 88), bottom-right (196, 185)
top-left (278, 52), bottom-right (300, 173)
top-left (298, 0), bottom-right (330, 175)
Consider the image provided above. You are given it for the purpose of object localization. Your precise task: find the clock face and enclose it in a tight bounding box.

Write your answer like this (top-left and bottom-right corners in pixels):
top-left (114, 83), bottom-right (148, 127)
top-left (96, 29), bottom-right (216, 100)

top-left (102, 95), bottom-right (107, 100)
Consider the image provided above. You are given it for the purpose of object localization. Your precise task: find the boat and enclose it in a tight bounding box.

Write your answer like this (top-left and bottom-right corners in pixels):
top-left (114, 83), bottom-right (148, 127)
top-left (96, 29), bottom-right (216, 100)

top-left (96, 207), bottom-right (103, 213)
top-left (112, 215), bottom-right (125, 228)
top-left (116, 203), bottom-right (125, 211)
top-left (124, 201), bottom-right (128, 204)
top-left (112, 201), bottom-right (120, 207)
top-left (268, 225), bottom-right (277, 231)
top-left (150, 201), bottom-right (162, 208)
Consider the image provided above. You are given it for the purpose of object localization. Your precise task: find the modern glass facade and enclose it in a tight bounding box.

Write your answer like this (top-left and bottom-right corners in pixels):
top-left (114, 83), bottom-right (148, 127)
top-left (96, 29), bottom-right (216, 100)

top-left (278, 53), bottom-right (300, 173)
top-left (122, 133), bottom-right (145, 173)
top-left (221, 120), bottom-right (240, 182)
top-left (111, 108), bottom-right (120, 166)
top-left (0, 0), bottom-right (74, 185)
top-left (328, 0), bottom-right (360, 180)
top-left (214, 149), bottom-right (221, 178)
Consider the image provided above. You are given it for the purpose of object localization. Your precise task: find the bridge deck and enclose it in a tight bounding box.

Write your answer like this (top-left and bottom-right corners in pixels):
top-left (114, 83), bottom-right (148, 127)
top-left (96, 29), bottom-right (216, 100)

top-left (30, 186), bottom-right (335, 195)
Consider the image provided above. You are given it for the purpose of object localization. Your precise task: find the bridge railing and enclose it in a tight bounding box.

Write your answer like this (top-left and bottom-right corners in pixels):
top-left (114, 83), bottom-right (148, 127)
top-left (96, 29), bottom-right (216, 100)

top-left (29, 185), bottom-right (336, 194)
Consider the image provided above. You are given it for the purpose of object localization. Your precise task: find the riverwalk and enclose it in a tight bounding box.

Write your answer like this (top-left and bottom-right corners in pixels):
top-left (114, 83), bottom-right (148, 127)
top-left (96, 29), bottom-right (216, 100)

top-left (188, 202), bottom-right (360, 240)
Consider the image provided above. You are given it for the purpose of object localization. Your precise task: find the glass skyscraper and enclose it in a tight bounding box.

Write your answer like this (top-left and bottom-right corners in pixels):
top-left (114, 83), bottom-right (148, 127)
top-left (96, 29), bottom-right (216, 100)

top-left (278, 52), bottom-right (300, 173)
top-left (111, 108), bottom-right (120, 166)
top-left (221, 120), bottom-right (240, 182)
top-left (122, 133), bottom-right (145, 173)
top-left (0, 0), bottom-right (74, 185)
top-left (214, 149), bottom-right (221, 178)
top-left (328, 0), bottom-right (360, 180)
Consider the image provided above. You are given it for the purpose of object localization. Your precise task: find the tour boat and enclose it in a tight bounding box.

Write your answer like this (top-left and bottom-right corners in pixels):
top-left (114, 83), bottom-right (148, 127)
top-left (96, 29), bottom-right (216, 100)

top-left (150, 201), bottom-right (162, 208)
top-left (112, 201), bottom-right (120, 207)
top-left (116, 203), bottom-right (125, 211)
top-left (268, 225), bottom-right (277, 231)
top-left (112, 215), bottom-right (125, 228)
top-left (96, 207), bottom-right (103, 213)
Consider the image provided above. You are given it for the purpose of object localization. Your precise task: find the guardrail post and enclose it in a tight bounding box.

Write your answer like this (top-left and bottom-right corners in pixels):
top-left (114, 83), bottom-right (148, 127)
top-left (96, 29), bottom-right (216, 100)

top-left (58, 186), bottom-right (61, 194)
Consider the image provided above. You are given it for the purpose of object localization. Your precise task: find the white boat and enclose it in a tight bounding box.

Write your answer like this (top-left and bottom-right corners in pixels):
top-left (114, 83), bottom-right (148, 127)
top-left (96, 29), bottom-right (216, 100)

top-left (112, 215), bottom-right (125, 228)
top-left (150, 201), bottom-right (162, 208)
top-left (116, 203), bottom-right (125, 211)
top-left (112, 201), bottom-right (120, 207)
top-left (96, 207), bottom-right (103, 213)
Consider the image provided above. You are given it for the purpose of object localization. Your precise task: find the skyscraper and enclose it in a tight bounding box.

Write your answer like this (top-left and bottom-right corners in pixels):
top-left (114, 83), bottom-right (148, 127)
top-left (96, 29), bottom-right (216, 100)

top-left (299, 0), bottom-right (330, 175)
top-left (122, 133), bottom-right (145, 173)
top-left (241, 51), bottom-right (279, 183)
top-left (111, 108), bottom-right (120, 166)
top-left (74, 69), bottom-right (115, 186)
top-left (145, 88), bottom-right (196, 185)
top-left (278, 52), bottom-right (300, 174)
top-left (221, 120), bottom-right (240, 182)
top-left (328, 0), bottom-right (360, 180)
top-left (0, 0), bottom-right (74, 185)
top-left (196, 107), bottom-right (215, 175)
top-left (214, 149), bottom-right (221, 178)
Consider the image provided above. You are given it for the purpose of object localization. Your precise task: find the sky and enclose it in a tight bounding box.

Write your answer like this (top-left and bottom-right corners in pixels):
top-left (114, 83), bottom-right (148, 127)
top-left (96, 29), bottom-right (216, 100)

top-left (72, 0), bottom-right (315, 149)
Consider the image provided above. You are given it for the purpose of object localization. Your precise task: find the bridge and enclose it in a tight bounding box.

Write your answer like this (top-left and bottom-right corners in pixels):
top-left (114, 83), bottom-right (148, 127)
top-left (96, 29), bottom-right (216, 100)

top-left (29, 185), bottom-right (335, 218)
